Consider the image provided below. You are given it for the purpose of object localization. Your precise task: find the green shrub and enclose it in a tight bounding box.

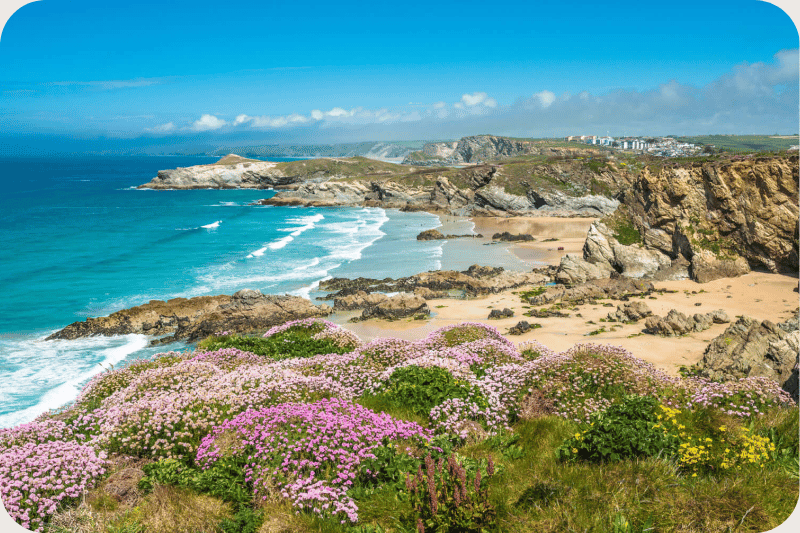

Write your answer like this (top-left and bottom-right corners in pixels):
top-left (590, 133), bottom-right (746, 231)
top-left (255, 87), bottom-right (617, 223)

top-left (196, 326), bottom-right (353, 360)
top-left (556, 396), bottom-right (679, 463)
top-left (371, 366), bottom-right (486, 419)
top-left (513, 481), bottom-right (566, 510)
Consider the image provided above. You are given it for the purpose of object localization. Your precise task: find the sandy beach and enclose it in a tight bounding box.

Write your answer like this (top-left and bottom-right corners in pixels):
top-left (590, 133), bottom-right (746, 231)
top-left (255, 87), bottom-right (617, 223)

top-left (337, 215), bottom-right (799, 376)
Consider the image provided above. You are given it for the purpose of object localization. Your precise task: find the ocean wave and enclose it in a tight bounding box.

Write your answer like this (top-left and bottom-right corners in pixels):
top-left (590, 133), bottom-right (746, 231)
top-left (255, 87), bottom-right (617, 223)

top-left (0, 334), bottom-right (149, 428)
top-left (202, 220), bottom-right (222, 229)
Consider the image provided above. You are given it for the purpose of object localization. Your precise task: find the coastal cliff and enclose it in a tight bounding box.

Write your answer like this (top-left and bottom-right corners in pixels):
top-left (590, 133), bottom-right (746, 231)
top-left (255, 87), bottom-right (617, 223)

top-left (138, 154), bottom-right (416, 190)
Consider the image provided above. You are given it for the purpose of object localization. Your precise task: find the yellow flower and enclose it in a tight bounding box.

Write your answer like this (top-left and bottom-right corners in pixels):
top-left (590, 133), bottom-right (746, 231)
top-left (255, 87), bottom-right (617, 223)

top-left (719, 425), bottom-right (726, 432)
top-left (572, 448), bottom-right (578, 454)
top-left (692, 473), bottom-right (697, 477)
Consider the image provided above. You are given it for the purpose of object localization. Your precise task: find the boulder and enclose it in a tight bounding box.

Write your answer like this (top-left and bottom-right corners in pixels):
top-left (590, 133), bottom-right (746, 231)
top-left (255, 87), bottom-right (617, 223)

top-left (333, 291), bottom-right (389, 310)
top-left (492, 232), bottom-right (535, 242)
top-left (644, 309), bottom-right (730, 336)
top-left (532, 277), bottom-right (654, 306)
top-left (508, 320), bottom-right (538, 335)
top-left (360, 294), bottom-right (430, 320)
top-left (417, 229), bottom-right (446, 240)
top-left (696, 315), bottom-right (799, 400)
top-left (690, 249), bottom-right (751, 283)
top-left (488, 308), bottom-right (515, 319)
top-left (556, 254), bottom-right (611, 284)
top-left (582, 222), bottom-right (671, 279)
top-left (607, 301), bottom-right (653, 322)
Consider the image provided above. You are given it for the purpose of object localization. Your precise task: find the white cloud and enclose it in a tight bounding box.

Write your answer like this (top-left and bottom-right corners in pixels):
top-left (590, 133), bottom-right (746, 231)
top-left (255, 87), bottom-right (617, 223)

top-left (146, 122), bottom-right (175, 133)
top-left (191, 114), bottom-right (227, 131)
top-left (533, 90), bottom-right (556, 108)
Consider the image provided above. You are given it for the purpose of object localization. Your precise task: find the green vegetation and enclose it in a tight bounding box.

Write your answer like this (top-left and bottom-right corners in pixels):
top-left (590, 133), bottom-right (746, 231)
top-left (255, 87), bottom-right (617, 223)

top-left (518, 287), bottom-right (547, 301)
top-left (195, 326), bottom-right (355, 359)
top-left (276, 156), bottom-right (410, 179)
top-left (602, 206), bottom-right (642, 246)
top-left (675, 134), bottom-right (799, 153)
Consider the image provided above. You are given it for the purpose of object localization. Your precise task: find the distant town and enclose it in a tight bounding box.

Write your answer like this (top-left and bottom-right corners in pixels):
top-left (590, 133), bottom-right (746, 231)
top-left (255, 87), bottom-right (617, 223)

top-left (564, 135), bottom-right (704, 157)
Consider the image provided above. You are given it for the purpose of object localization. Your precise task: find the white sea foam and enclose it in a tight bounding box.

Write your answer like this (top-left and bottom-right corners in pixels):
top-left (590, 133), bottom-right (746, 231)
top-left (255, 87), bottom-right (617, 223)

top-left (0, 334), bottom-right (150, 428)
top-left (267, 235), bottom-right (294, 250)
top-left (247, 246), bottom-right (269, 258)
top-left (202, 220), bottom-right (222, 229)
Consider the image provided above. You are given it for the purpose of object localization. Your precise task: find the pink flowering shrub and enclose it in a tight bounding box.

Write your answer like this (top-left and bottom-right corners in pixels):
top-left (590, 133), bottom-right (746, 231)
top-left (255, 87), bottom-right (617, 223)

top-left (674, 376), bottom-right (794, 417)
top-left (421, 322), bottom-right (507, 349)
top-left (196, 398), bottom-right (432, 523)
top-left (523, 344), bottom-right (681, 423)
top-left (262, 317), bottom-right (342, 338)
top-left (0, 440), bottom-right (108, 532)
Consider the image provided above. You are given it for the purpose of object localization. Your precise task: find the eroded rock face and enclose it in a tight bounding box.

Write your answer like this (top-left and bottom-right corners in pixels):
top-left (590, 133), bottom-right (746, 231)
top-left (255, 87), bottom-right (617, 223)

top-left (555, 254), bottom-right (612, 285)
top-left (491, 232), bottom-right (534, 242)
top-left (623, 156), bottom-right (799, 276)
top-left (333, 291), bottom-right (389, 311)
top-left (48, 289), bottom-right (330, 344)
top-left (643, 309), bottom-right (730, 337)
top-left (690, 250), bottom-right (751, 283)
top-left (696, 314), bottom-right (799, 400)
top-left (581, 222), bottom-right (671, 279)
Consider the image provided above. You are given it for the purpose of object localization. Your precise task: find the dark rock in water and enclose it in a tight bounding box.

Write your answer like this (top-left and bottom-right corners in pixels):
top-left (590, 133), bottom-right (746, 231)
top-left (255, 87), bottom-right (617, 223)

top-left (47, 289), bottom-right (330, 344)
top-left (695, 313), bottom-right (799, 401)
top-left (359, 294), bottom-right (430, 321)
top-left (492, 232), bottom-right (535, 242)
top-left (643, 309), bottom-right (730, 337)
top-left (416, 229), bottom-right (481, 240)
top-left (417, 229), bottom-right (446, 240)
top-left (508, 320), bottom-right (540, 335)
top-left (607, 301), bottom-right (653, 323)
top-left (488, 308), bottom-right (514, 319)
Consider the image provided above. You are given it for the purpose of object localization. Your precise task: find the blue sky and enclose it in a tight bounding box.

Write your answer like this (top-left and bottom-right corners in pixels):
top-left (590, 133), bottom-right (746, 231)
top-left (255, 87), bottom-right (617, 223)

top-left (0, 0), bottom-right (798, 153)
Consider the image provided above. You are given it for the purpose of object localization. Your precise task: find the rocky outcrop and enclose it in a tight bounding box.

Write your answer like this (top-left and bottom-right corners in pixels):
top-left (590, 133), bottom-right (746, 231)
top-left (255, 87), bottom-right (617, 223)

top-left (333, 291), bottom-right (389, 311)
top-left (690, 250), bottom-right (751, 283)
top-left (607, 301), bottom-right (653, 323)
top-left (581, 222), bottom-right (672, 279)
top-left (492, 232), bottom-right (534, 242)
top-left (488, 308), bottom-right (515, 319)
top-left (508, 320), bottom-right (539, 335)
top-left (555, 254), bottom-right (612, 285)
top-left (695, 314), bottom-right (799, 400)
top-left (139, 155), bottom-right (292, 190)
top-left (416, 229), bottom-right (481, 240)
top-left (359, 294), bottom-right (430, 320)
top-left (47, 289), bottom-right (330, 344)
top-left (319, 265), bottom-right (549, 299)
top-left (643, 309), bottom-right (730, 337)
top-left (529, 277), bottom-right (655, 306)
top-left (621, 155), bottom-right (799, 276)
top-left (528, 190), bottom-right (620, 216)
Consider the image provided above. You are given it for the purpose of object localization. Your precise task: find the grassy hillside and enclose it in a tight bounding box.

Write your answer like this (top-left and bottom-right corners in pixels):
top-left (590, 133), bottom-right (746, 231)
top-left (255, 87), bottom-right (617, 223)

top-left (275, 156), bottom-right (414, 179)
top-left (5, 319), bottom-right (796, 533)
top-left (675, 134), bottom-right (798, 153)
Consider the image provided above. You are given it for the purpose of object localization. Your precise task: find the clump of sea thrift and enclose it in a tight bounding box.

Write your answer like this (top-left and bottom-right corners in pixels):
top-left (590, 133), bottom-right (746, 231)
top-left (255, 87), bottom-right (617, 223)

top-left (196, 398), bottom-right (432, 523)
top-left (0, 440), bottom-right (108, 532)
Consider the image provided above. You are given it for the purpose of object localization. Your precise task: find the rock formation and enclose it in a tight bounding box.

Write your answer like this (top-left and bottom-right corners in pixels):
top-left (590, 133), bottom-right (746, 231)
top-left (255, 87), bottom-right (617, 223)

top-left (606, 301), bottom-right (653, 322)
top-left (416, 229), bottom-right (481, 240)
top-left (621, 155), bottom-right (799, 277)
top-left (358, 294), bottom-right (430, 321)
top-left (48, 289), bottom-right (330, 344)
top-left (643, 309), bottom-right (730, 337)
top-left (318, 265), bottom-right (549, 300)
top-left (529, 277), bottom-right (655, 306)
top-left (488, 308), bottom-right (515, 319)
top-left (138, 155), bottom-right (292, 189)
top-left (491, 232), bottom-right (534, 242)
top-left (695, 313), bottom-right (799, 400)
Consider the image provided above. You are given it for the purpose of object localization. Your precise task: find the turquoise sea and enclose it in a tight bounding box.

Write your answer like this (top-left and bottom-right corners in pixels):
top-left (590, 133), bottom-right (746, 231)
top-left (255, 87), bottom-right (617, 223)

top-left (0, 156), bottom-right (531, 428)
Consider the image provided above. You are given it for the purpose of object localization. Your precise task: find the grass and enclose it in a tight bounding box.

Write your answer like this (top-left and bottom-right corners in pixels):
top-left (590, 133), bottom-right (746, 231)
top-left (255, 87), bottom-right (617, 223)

top-left (674, 134), bottom-right (799, 153)
top-left (602, 205), bottom-right (642, 246)
top-left (275, 157), bottom-right (411, 179)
